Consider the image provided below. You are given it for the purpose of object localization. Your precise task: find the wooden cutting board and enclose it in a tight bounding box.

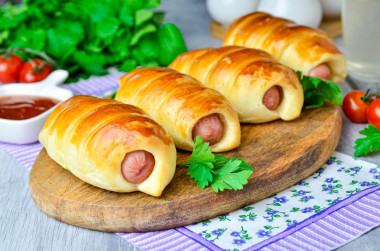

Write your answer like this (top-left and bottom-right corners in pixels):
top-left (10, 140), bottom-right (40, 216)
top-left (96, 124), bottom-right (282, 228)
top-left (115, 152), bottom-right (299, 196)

top-left (29, 104), bottom-right (342, 233)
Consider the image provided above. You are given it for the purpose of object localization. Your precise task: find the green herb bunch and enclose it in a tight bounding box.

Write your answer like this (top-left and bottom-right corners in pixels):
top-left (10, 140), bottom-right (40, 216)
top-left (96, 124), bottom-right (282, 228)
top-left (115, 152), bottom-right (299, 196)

top-left (0, 0), bottom-right (187, 82)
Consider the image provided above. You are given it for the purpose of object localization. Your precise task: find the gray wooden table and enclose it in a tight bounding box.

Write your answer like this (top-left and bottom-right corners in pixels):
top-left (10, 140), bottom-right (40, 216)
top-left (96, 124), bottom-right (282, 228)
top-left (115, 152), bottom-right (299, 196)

top-left (1, 1), bottom-right (379, 250)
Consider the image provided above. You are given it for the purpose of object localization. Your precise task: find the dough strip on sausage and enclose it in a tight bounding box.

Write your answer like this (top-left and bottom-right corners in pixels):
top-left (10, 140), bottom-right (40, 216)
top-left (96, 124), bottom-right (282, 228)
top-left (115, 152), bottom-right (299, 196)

top-left (116, 67), bottom-right (241, 152)
top-left (224, 12), bottom-right (346, 83)
top-left (39, 95), bottom-right (177, 197)
top-left (170, 46), bottom-right (304, 123)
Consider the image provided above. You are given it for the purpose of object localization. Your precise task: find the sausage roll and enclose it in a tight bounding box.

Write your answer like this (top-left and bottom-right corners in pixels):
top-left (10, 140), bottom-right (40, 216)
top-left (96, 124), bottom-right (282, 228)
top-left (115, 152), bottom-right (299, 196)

top-left (224, 12), bottom-right (347, 83)
top-left (39, 95), bottom-right (176, 197)
top-left (169, 46), bottom-right (304, 123)
top-left (116, 67), bottom-right (241, 152)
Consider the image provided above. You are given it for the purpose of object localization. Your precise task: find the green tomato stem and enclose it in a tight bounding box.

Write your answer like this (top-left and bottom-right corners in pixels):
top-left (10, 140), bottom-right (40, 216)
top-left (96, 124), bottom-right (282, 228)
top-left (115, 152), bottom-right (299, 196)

top-left (361, 88), bottom-right (380, 104)
top-left (0, 47), bottom-right (59, 69)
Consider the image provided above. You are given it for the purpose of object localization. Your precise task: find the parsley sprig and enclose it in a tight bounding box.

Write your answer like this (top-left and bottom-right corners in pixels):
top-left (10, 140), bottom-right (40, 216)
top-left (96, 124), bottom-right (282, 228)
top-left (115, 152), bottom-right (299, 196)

top-left (297, 71), bottom-right (342, 109)
top-left (178, 136), bottom-right (253, 192)
top-left (354, 125), bottom-right (380, 157)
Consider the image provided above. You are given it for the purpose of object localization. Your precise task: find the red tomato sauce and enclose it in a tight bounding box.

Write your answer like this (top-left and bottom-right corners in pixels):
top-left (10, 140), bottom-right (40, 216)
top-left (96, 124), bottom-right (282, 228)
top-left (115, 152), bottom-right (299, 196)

top-left (0, 95), bottom-right (60, 120)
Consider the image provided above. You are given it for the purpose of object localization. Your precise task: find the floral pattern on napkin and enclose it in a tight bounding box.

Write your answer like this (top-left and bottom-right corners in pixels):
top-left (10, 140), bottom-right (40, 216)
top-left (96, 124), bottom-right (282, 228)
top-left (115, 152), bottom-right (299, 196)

top-left (184, 152), bottom-right (379, 250)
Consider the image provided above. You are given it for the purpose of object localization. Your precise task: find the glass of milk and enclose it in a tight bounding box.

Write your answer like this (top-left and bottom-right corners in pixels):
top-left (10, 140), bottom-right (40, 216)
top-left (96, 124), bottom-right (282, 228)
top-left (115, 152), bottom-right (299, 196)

top-left (342, 0), bottom-right (380, 83)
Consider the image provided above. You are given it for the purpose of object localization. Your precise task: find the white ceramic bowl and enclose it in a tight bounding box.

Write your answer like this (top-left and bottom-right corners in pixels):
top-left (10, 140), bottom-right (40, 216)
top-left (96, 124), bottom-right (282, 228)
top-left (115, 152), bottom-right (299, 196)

top-left (206, 0), bottom-right (260, 27)
top-left (257, 0), bottom-right (323, 28)
top-left (0, 70), bottom-right (73, 144)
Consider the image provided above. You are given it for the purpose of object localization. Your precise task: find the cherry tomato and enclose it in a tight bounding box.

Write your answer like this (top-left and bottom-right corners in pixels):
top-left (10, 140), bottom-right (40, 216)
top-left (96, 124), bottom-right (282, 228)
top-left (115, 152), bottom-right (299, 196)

top-left (19, 59), bottom-right (53, 83)
top-left (342, 90), bottom-right (371, 123)
top-left (0, 54), bottom-right (24, 84)
top-left (367, 99), bottom-right (380, 130)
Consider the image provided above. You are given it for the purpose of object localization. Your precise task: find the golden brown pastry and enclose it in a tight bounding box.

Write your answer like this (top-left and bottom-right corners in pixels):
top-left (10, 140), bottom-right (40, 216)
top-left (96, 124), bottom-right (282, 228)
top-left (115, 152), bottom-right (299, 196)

top-left (38, 95), bottom-right (176, 197)
top-left (169, 46), bottom-right (304, 123)
top-left (116, 67), bottom-right (241, 152)
top-left (224, 12), bottom-right (347, 83)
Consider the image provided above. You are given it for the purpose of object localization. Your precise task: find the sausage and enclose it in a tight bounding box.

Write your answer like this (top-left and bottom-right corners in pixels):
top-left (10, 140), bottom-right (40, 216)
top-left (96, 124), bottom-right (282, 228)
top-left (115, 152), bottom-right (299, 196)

top-left (121, 150), bottom-right (155, 184)
top-left (262, 86), bottom-right (282, 110)
top-left (192, 114), bottom-right (223, 145)
top-left (308, 63), bottom-right (331, 80)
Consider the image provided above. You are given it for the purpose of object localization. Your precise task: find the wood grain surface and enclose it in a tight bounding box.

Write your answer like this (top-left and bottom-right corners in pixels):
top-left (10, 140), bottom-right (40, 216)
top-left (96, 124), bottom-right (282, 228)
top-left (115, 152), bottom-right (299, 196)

top-left (29, 104), bottom-right (342, 233)
top-left (210, 19), bottom-right (343, 40)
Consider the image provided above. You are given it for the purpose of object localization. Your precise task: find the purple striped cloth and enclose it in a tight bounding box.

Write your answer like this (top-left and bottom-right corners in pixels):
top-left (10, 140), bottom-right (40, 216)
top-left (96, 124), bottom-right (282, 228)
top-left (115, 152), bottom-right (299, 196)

top-left (0, 73), bottom-right (379, 251)
top-left (119, 188), bottom-right (380, 251)
top-left (258, 187), bottom-right (380, 251)
top-left (62, 72), bottom-right (123, 96)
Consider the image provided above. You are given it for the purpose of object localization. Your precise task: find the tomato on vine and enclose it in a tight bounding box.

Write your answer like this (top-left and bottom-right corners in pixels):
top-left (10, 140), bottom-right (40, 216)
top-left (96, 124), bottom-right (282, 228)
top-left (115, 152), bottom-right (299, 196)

top-left (19, 59), bottom-right (53, 83)
top-left (0, 54), bottom-right (24, 84)
top-left (342, 90), bottom-right (372, 123)
top-left (367, 99), bottom-right (380, 130)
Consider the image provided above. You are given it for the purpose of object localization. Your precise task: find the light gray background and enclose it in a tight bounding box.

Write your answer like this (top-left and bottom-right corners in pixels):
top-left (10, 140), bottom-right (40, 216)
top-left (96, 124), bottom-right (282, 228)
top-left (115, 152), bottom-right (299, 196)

top-left (1, 0), bottom-right (379, 250)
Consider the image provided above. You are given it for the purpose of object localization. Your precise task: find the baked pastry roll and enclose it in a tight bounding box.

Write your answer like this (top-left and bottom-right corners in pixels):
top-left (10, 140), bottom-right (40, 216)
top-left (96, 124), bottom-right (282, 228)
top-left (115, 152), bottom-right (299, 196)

top-left (116, 67), bottom-right (241, 152)
top-left (169, 46), bottom-right (304, 123)
top-left (224, 12), bottom-right (347, 83)
top-left (39, 95), bottom-right (176, 197)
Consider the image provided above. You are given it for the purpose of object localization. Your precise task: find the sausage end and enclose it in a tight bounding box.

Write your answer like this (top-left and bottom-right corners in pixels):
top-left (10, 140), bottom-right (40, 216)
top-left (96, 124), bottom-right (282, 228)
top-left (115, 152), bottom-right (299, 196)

top-left (263, 85), bottom-right (282, 111)
top-left (308, 63), bottom-right (331, 80)
top-left (121, 150), bottom-right (155, 184)
top-left (192, 113), bottom-right (223, 145)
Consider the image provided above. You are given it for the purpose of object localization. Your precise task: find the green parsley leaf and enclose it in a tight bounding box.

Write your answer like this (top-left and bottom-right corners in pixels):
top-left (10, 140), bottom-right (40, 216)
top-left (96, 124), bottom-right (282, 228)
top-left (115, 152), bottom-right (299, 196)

top-left (46, 28), bottom-right (80, 58)
top-left (95, 18), bottom-right (120, 40)
top-left (179, 136), bottom-right (253, 192)
top-left (297, 71), bottom-right (342, 109)
top-left (118, 58), bottom-right (138, 72)
top-left (25, 28), bottom-right (46, 51)
top-left (179, 136), bottom-right (215, 166)
top-left (119, 6), bottom-right (134, 27)
top-left (138, 33), bottom-right (160, 59)
top-left (141, 59), bottom-right (160, 67)
top-left (211, 159), bottom-right (253, 192)
top-left (0, 30), bottom-right (9, 45)
top-left (110, 35), bottom-right (131, 59)
top-left (135, 9), bottom-right (154, 27)
top-left (354, 124), bottom-right (380, 157)
top-left (188, 163), bottom-right (214, 189)
top-left (80, 2), bottom-right (115, 23)
top-left (146, 0), bottom-right (161, 8)
top-left (73, 51), bottom-right (108, 75)
top-left (54, 20), bottom-right (85, 44)
top-left (0, 3), bottom-right (28, 29)
top-left (214, 154), bottom-right (229, 166)
top-left (129, 23), bottom-right (157, 46)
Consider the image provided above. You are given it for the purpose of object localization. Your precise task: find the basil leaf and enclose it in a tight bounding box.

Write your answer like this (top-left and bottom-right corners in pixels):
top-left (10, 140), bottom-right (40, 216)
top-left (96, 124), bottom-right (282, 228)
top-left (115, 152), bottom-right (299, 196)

top-left (96, 18), bottom-right (120, 39)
